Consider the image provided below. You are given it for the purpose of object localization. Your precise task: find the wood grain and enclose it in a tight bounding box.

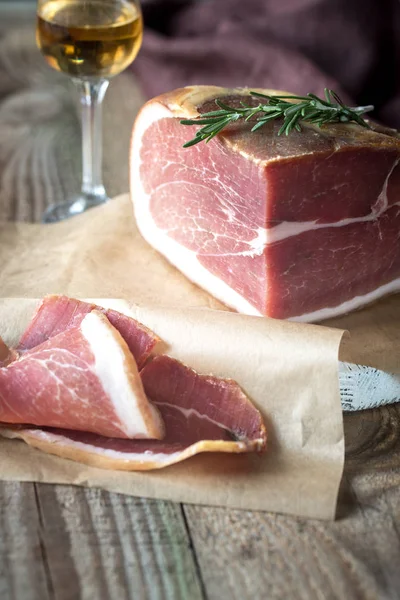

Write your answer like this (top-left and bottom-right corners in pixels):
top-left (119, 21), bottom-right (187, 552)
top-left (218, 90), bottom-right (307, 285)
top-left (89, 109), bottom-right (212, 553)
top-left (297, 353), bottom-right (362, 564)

top-left (184, 404), bottom-right (400, 600)
top-left (35, 485), bottom-right (204, 600)
top-left (1, 12), bottom-right (400, 600)
top-left (0, 481), bottom-right (205, 600)
top-left (0, 482), bottom-right (51, 600)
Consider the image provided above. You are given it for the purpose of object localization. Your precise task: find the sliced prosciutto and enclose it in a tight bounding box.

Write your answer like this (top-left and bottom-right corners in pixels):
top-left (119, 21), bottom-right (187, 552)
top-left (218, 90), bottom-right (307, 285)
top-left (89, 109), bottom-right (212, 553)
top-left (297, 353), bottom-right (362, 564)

top-left (141, 355), bottom-right (266, 446)
top-left (0, 356), bottom-right (266, 470)
top-left (0, 311), bottom-right (164, 440)
top-left (18, 295), bottom-right (159, 368)
top-left (131, 85), bottom-right (400, 322)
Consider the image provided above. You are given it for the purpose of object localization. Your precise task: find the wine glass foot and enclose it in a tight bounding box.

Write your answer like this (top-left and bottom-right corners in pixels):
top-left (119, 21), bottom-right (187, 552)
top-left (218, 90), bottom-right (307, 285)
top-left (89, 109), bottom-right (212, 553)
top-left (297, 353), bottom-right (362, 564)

top-left (42, 192), bottom-right (109, 224)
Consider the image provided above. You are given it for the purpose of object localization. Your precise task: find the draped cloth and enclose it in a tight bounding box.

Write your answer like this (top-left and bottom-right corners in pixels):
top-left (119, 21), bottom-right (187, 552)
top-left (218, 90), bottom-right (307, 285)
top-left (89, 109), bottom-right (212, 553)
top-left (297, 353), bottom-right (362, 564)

top-left (135, 0), bottom-right (400, 128)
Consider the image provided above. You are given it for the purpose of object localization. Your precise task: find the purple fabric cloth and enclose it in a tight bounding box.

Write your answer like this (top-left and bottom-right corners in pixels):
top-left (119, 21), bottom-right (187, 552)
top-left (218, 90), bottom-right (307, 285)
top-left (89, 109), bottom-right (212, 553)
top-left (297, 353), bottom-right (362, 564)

top-left (133, 0), bottom-right (400, 127)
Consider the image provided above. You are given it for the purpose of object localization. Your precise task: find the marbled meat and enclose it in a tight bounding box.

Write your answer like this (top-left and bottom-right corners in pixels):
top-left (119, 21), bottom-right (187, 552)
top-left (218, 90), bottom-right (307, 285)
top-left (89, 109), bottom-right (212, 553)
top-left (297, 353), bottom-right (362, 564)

top-left (19, 295), bottom-right (159, 368)
top-left (131, 85), bottom-right (400, 321)
top-left (0, 311), bottom-right (164, 439)
top-left (0, 355), bottom-right (266, 470)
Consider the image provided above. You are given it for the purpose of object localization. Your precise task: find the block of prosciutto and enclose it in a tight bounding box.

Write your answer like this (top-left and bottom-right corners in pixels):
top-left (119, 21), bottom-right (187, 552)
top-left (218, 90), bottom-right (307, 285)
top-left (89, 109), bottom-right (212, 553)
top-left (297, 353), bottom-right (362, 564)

top-left (0, 356), bottom-right (267, 471)
top-left (0, 311), bottom-right (164, 440)
top-left (18, 295), bottom-right (159, 369)
top-left (131, 85), bottom-right (400, 322)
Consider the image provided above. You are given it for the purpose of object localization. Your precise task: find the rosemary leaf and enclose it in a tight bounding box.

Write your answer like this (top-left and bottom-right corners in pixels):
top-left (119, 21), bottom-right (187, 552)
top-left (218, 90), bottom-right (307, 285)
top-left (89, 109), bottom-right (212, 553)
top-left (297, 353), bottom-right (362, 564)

top-left (180, 88), bottom-right (374, 147)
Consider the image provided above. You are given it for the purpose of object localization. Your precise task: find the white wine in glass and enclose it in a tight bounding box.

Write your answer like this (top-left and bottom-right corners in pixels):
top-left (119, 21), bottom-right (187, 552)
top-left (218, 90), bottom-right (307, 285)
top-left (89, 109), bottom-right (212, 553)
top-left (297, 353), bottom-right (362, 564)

top-left (36, 0), bottom-right (143, 222)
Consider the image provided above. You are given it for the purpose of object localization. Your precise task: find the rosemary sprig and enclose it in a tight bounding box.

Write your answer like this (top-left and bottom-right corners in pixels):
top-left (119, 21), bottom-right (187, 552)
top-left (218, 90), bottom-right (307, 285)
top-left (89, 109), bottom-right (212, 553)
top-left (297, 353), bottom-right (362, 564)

top-left (180, 89), bottom-right (374, 148)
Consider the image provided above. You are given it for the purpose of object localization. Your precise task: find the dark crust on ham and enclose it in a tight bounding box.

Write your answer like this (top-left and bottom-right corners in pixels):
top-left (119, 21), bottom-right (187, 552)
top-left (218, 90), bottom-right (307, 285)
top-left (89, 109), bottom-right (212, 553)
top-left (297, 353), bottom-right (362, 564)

top-left (18, 295), bottom-right (159, 368)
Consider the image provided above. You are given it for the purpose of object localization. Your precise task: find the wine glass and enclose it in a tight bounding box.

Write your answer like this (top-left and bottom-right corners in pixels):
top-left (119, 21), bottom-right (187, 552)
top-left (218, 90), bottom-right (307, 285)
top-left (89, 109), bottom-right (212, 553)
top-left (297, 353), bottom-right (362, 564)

top-left (36, 0), bottom-right (143, 223)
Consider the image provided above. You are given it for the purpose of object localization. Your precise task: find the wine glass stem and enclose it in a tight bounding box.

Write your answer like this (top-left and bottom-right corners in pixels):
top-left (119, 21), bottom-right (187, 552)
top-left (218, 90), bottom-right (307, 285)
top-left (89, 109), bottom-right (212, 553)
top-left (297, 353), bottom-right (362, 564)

top-left (75, 78), bottom-right (110, 199)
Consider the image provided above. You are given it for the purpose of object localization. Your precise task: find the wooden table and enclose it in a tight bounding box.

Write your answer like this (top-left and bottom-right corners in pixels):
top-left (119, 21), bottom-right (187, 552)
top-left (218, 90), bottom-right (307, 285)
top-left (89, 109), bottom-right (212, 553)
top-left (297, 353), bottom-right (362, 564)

top-left (1, 10), bottom-right (400, 600)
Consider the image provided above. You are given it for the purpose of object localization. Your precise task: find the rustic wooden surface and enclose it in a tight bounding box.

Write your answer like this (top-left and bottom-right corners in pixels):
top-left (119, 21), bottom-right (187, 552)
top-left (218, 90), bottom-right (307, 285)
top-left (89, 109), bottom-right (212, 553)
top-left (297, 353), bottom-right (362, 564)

top-left (0, 8), bottom-right (400, 600)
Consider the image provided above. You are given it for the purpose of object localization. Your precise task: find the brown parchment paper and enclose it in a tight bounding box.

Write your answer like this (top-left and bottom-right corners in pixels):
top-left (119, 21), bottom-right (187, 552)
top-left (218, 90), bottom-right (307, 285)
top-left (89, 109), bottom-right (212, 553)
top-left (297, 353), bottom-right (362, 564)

top-left (0, 192), bottom-right (365, 520)
top-left (0, 297), bottom-right (344, 519)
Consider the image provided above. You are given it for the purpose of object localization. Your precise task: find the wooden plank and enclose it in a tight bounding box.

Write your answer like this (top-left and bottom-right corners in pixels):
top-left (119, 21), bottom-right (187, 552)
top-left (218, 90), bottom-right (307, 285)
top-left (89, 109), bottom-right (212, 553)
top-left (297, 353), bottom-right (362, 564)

top-left (184, 491), bottom-right (400, 600)
top-left (0, 482), bottom-right (51, 600)
top-left (35, 485), bottom-right (205, 600)
top-left (184, 404), bottom-right (400, 600)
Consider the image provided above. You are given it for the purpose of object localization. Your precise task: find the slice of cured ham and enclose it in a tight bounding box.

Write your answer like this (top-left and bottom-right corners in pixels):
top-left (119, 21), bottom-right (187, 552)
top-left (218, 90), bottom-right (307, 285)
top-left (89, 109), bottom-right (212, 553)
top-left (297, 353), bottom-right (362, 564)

top-left (131, 85), bottom-right (400, 322)
top-left (0, 311), bottom-right (164, 440)
top-left (18, 295), bottom-right (159, 368)
top-left (0, 356), bottom-right (266, 470)
top-left (141, 355), bottom-right (266, 447)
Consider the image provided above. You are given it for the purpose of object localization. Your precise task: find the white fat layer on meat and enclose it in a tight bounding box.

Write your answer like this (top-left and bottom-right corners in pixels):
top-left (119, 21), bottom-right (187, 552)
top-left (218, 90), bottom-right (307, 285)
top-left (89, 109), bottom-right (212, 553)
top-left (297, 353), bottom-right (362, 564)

top-left (0, 429), bottom-right (248, 464)
top-left (131, 102), bottom-right (262, 316)
top-left (158, 403), bottom-right (258, 443)
top-left (80, 312), bottom-right (150, 438)
top-left (266, 155), bottom-right (400, 244)
top-left (219, 153), bottom-right (400, 250)
top-left (290, 276), bottom-right (400, 322)
top-left (131, 102), bottom-right (400, 322)
top-left (26, 430), bottom-right (182, 462)
top-left (157, 402), bottom-right (228, 431)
